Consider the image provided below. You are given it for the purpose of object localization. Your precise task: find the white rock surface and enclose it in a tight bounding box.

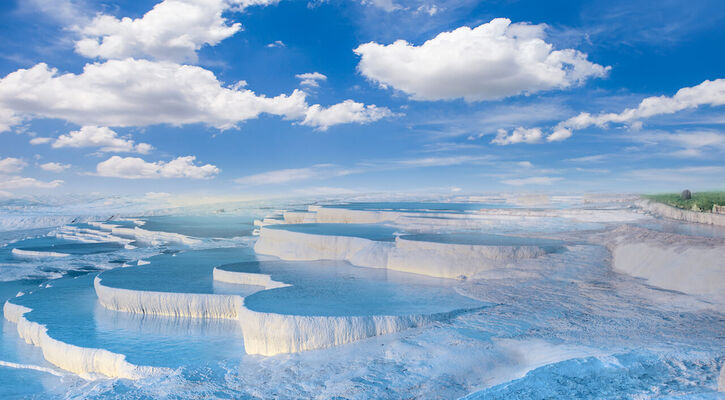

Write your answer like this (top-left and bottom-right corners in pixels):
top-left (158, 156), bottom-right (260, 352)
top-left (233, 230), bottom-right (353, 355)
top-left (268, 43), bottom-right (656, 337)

top-left (94, 277), bottom-right (242, 319)
top-left (212, 267), bottom-right (290, 289)
top-left (637, 199), bottom-right (725, 226)
top-left (254, 227), bottom-right (552, 279)
top-left (3, 300), bottom-right (165, 379)
top-left (602, 226), bottom-right (725, 304)
top-left (11, 248), bottom-right (70, 258)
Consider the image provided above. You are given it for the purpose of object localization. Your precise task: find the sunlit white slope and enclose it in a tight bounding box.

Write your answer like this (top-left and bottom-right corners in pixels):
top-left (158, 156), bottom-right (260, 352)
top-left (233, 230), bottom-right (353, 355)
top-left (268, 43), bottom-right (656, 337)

top-left (603, 226), bottom-right (725, 304)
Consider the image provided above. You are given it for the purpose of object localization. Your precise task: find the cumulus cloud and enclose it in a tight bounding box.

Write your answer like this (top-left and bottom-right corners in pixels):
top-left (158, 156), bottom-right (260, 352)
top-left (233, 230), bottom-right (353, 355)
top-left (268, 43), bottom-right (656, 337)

top-left (234, 164), bottom-right (352, 185)
top-left (301, 100), bottom-right (395, 130)
top-left (501, 176), bottom-right (561, 186)
top-left (354, 18), bottom-right (609, 101)
top-left (0, 59), bottom-right (390, 132)
top-left (0, 107), bottom-right (19, 132)
top-left (0, 157), bottom-right (28, 174)
top-left (39, 162), bottom-right (71, 172)
top-left (492, 79), bottom-right (725, 145)
top-left (0, 157), bottom-right (63, 189)
top-left (296, 72), bottom-right (327, 87)
top-left (96, 155), bottom-right (219, 179)
top-left (0, 59), bottom-right (307, 130)
top-left (75, 0), bottom-right (280, 63)
top-left (545, 79), bottom-right (725, 141)
top-left (0, 177), bottom-right (64, 189)
top-left (51, 126), bottom-right (152, 154)
top-left (491, 127), bottom-right (543, 145)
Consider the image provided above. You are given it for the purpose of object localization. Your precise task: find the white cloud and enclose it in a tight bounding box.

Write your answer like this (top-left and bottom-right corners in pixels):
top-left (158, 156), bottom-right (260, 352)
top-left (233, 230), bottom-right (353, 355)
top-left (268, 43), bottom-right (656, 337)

top-left (301, 100), bottom-right (394, 130)
top-left (0, 107), bottom-right (20, 132)
top-left (52, 126), bottom-right (152, 154)
top-left (628, 166), bottom-right (725, 184)
top-left (29, 137), bottom-right (53, 144)
top-left (396, 155), bottom-right (491, 167)
top-left (491, 127), bottom-right (543, 145)
top-left (234, 164), bottom-right (352, 185)
top-left (0, 177), bottom-right (63, 189)
top-left (501, 176), bottom-right (562, 186)
top-left (39, 162), bottom-right (71, 172)
top-left (629, 130), bottom-right (725, 157)
top-left (144, 191), bottom-right (171, 199)
top-left (354, 18), bottom-right (609, 101)
top-left (0, 157), bottom-right (62, 189)
top-left (565, 154), bottom-right (610, 163)
top-left (416, 4), bottom-right (439, 16)
top-left (360, 0), bottom-right (403, 12)
top-left (0, 59), bottom-right (389, 132)
top-left (296, 72), bottom-right (327, 87)
top-left (74, 0), bottom-right (280, 63)
top-left (267, 40), bottom-right (286, 48)
top-left (96, 155), bottom-right (219, 179)
top-left (0, 157), bottom-right (28, 174)
top-left (543, 79), bottom-right (725, 142)
top-left (0, 59), bottom-right (306, 131)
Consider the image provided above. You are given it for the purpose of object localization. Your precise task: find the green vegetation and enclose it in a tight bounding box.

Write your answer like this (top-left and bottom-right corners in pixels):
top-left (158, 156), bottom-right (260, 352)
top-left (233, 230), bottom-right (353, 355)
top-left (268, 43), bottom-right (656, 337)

top-left (643, 191), bottom-right (725, 212)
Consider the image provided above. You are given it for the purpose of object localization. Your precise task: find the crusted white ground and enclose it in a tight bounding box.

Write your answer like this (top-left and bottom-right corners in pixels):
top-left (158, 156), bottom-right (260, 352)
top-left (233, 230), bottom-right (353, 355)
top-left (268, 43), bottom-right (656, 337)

top-left (92, 270), bottom-right (462, 357)
top-left (3, 300), bottom-right (167, 380)
top-left (637, 199), bottom-right (725, 227)
top-left (254, 226), bottom-right (551, 279)
top-left (598, 225), bottom-right (725, 305)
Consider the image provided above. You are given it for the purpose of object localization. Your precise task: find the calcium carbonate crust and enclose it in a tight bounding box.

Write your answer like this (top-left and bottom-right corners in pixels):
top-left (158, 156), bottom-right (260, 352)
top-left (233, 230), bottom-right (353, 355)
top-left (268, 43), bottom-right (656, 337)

top-left (3, 300), bottom-right (168, 380)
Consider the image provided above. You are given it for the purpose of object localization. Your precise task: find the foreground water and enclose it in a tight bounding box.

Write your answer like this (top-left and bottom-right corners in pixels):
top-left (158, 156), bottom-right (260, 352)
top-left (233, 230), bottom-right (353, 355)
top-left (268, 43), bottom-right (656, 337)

top-left (0, 201), bottom-right (723, 399)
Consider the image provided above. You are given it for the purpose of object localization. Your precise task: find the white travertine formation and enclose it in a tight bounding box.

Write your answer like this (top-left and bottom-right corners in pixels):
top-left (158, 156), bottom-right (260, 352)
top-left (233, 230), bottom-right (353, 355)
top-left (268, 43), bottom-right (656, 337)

top-left (89, 221), bottom-right (202, 246)
top-left (282, 211), bottom-right (318, 224)
top-left (602, 226), bottom-right (725, 303)
top-left (94, 266), bottom-right (472, 357)
top-left (94, 277), bottom-right (242, 319)
top-left (237, 302), bottom-right (460, 356)
top-left (253, 227), bottom-right (393, 269)
top-left (388, 237), bottom-right (546, 279)
top-left (254, 227), bottom-right (551, 279)
top-left (212, 267), bottom-right (290, 289)
top-left (54, 225), bottom-right (134, 245)
top-left (11, 248), bottom-right (70, 258)
top-left (3, 300), bottom-right (166, 379)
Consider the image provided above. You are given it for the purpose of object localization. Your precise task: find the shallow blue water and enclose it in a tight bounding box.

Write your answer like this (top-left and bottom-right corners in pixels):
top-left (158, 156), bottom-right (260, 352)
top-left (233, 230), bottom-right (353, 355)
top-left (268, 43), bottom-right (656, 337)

top-left (265, 223), bottom-right (400, 241)
top-left (323, 201), bottom-right (513, 213)
top-left (99, 247), bottom-right (257, 294)
top-left (9, 273), bottom-right (246, 368)
top-left (464, 352), bottom-right (725, 399)
top-left (400, 232), bottom-right (565, 248)
top-left (0, 209), bottom-right (723, 399)
top-left (139, 215), bottom-right (255, 238)
top-left (221, 260), bottom-right (484, 316)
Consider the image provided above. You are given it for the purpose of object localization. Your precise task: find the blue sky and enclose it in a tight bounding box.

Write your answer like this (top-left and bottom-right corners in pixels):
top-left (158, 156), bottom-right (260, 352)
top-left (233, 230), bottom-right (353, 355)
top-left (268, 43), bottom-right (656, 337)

top-left (0, 0), bottom-right (723, 202)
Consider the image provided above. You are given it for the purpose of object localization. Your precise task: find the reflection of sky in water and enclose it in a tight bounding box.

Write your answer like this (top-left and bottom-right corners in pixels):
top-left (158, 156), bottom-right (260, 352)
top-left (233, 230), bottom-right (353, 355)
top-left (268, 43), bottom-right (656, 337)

top-left (222, 260), bottom-right (484, 316)
top-left (323, 202), bottom-right (514, 213)
top-left (11, 274), bottom-right (244, 368)
top-left (0, 211), bottom-right (723, 399)
top-left (138, 215), bottom-right (255, 238)
top-left (266, 223), bottom-right (400, 242)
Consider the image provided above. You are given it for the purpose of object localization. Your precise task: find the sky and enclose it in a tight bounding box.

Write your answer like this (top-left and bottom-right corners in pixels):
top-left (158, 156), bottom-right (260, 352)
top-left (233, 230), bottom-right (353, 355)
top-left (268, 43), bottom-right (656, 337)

top-left (0, 0), bottom-right (724, 203)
